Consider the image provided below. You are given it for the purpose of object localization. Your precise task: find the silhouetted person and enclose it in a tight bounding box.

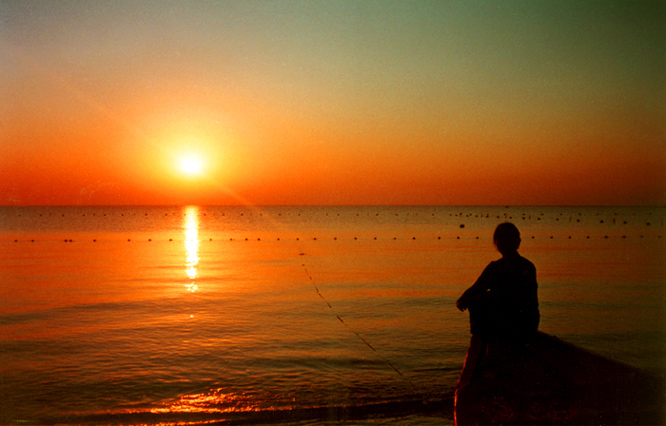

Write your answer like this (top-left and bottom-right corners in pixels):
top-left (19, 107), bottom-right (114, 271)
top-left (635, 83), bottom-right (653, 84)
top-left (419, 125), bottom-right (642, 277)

top-left (455, 222), bottom-right (539, 390)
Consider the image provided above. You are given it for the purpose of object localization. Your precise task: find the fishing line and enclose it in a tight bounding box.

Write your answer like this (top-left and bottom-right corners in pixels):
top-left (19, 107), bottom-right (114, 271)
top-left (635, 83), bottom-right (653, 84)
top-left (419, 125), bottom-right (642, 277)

top-left (301, 262), bottom-right (421, 392)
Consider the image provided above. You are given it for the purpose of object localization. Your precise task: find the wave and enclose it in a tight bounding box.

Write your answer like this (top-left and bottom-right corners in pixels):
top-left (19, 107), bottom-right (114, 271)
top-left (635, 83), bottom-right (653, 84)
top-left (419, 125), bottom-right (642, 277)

top-left (30, 396), bottom-right (455, 426)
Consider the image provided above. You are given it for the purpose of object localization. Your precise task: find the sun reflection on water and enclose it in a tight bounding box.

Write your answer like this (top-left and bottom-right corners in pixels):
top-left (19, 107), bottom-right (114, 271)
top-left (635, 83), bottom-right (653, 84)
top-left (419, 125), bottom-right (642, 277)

top-left (184, 206), bottom-right (199, 292)
top-left (149, 388), bottom-right (262, 414)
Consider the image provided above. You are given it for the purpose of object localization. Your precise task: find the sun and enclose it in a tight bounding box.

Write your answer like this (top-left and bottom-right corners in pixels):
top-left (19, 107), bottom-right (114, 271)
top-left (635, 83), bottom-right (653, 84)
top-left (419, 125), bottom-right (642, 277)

top-left (180, 156), bottom-right (203, 175)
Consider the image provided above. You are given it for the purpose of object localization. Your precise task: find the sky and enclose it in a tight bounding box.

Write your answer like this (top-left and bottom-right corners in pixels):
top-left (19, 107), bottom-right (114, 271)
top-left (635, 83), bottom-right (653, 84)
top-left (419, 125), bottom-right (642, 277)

top-left (1, 0), bottom-right (664, 206)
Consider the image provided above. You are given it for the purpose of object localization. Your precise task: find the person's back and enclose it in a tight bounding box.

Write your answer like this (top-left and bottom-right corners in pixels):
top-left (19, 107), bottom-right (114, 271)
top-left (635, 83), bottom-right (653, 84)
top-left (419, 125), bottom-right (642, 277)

top-left (478, 253), bottom-right (539, 340)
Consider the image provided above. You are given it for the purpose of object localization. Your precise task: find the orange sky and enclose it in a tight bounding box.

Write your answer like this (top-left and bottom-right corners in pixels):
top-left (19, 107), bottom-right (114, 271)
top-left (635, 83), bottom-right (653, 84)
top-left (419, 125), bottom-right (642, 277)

top-left (1, 1), bottom-right (664, 206)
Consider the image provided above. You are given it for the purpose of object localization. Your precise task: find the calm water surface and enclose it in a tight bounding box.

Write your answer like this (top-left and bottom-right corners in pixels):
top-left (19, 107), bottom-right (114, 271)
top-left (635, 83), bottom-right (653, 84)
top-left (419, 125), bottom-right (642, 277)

top-left (1, 206), bottom-right (664, 425)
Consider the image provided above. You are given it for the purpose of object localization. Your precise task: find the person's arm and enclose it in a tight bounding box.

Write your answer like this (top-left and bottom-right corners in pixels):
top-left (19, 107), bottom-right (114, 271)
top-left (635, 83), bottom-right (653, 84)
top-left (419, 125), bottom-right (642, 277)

top-left (522, 261), bottom-right (540, 330)
top-left (456, 263), bottom-right (494, 311)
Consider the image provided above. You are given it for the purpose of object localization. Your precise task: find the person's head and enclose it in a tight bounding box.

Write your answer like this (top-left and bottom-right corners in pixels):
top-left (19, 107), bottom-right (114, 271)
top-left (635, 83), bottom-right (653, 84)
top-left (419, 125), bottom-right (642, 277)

top-left (494, 222), bottom-right (521, 256)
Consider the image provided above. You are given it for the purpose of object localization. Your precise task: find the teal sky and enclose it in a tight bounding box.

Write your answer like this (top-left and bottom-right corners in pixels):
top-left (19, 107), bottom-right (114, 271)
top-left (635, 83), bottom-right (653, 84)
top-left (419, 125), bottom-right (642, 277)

top-left (1, 0), bottom-right (664, 205)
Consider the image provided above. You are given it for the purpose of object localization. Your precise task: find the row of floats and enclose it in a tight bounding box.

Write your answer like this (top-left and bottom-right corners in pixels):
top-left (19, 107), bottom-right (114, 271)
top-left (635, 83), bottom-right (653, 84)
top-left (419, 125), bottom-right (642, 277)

top-left (9, 233), bottom-right (664, 243)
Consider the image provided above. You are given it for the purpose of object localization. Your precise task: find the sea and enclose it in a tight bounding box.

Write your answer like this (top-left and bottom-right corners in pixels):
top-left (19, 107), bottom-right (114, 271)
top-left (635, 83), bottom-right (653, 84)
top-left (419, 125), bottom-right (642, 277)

top-left (1, 206), bottom-right (664, 425)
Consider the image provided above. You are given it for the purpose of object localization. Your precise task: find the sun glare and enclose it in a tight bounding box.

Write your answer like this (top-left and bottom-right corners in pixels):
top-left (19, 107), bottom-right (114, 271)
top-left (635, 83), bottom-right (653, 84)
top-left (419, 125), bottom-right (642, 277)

top-left (180, 156), bottom-right (203, 175)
